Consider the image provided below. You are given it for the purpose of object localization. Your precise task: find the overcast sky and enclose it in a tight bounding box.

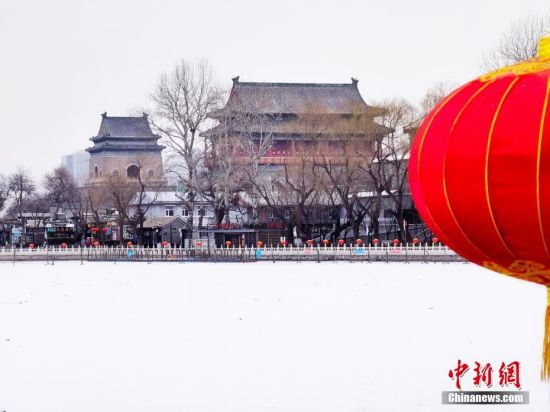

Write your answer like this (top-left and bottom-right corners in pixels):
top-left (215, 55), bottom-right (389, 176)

top-left (0, 0), bottom-right (547, 180)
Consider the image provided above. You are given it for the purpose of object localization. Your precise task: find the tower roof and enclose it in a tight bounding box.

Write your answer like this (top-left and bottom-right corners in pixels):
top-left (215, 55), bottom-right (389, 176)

top-left (96, 113), bottom-right (155, 138)
top-left (210, 78), bottom-right (384, 117)
top-left (87, 113), bottom-right (164, 154)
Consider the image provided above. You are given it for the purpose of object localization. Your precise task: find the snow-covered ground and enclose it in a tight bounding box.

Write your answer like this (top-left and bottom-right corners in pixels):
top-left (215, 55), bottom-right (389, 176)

top-left (0, 261), bottom-right (547, 411)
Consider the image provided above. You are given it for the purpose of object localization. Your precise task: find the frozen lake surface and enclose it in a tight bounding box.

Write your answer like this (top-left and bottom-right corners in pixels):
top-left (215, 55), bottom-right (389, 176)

top-left (0, 261), bottom-right (548, 411)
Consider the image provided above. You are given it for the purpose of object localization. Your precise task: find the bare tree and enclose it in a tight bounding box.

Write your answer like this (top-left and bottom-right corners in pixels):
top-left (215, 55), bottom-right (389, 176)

top-left (85, 184), bottom-right (109, 243)
top-left (196, 146), bottom-right (243, 226)
top-left (107, 175), bottom-right (139, 246)
top-left (15, 195), bottom-right (50, 228)
top-left (150, 59), bottom-right (224, 234)
top-left (253, 156), bottom-right (324, 243)
top-left (127, 159), bottom-right (165, 245)
top-left (205, 108), bottom-right (279, 225)
top-left (43, 167), bottom-right (72, 206)
top-left (482, 15), bottom-right (550, 71)
top-left (368, 98), bottom-right (418, 242)
top-left (0, 175), bottom-right (7, 213)
top-left (316, 151), bottom-right (372, 241)
top-left (419, 81), bottom-right (455, 117)
top-left (7, 168), bottom-right (35, 220)
top-left (43, 166), bottom-right (89, 242)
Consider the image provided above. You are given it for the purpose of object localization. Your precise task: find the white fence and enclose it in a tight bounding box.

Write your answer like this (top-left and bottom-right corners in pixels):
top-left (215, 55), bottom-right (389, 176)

top-left (0, 244), bottom-right (463, 263)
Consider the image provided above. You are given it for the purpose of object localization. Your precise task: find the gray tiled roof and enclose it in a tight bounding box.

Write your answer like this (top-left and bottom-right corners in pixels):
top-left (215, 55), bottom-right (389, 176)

top-left (210, 78), bottom-right (383, 116)
top-left (87, 113), bottom-right (164, 153)
top-left (96, 113), bottom-right (155, 138)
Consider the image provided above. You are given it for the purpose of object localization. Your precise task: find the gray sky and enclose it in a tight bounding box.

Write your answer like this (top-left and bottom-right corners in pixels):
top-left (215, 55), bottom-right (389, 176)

top-left (0, 0), bottom-right (547, 180)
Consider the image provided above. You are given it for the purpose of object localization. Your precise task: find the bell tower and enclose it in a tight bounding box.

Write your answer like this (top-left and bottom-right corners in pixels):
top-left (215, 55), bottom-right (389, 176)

top-left (86, 113), bottom-right (165, 184)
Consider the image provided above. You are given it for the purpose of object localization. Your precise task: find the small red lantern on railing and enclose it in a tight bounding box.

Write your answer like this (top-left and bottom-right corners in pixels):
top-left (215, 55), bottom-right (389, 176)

top-left (102, 227), bottom-right (108, 233)
top-left (432, 237), bottom-right (439, 244)
top-left (257, 240), bottom-right (263, 247)
top-left (322, 239), bottom-right (330, 246)
top-left (372, 238), bottom-right (379, 246)
top-left (306, 239), bottom-right (314, 246)
top-left (61, 243), bottom-right (68, 249)
top-left (127, 241), bottom-right (133, 248)
top-left (162, 241), bottom-right (169, 248)
top-left (412, 237), bottom-right (420, 245)
top-left (196, 241), bottom-right (203, 247)
top-left (91, 227), bottom-right (99, 233)
top-left (28, 243), bottom-right (34, 250)
top-left (356, 239), bottom-right (363, 245)
top-left (393, 239), bottom-right (400, 246)
top-left (225, 240), bottom-right (232, 247)
top-left (280, 240), bottom-right (287, 247)
top-left (338, 239), bottom-right (345, 246)
top-left (93, 241), bottom-right (100, 247)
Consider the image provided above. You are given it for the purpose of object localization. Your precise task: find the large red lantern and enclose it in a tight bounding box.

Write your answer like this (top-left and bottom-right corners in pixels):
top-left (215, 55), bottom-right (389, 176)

top-left (409, 37), bottom-right (550, 377)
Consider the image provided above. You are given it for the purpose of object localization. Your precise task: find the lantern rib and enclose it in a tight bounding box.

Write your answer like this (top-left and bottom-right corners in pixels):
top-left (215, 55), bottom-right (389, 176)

top-left (484, 77), bottom-right (520, 259)
top-left (414, 84), bottom-right (470, 246)
top-left (416, 85), bottom-right (469, 174)
top-left (536, 78), bottom-right (550, 259)
top-left (442, 80), bottom-right (496, 261)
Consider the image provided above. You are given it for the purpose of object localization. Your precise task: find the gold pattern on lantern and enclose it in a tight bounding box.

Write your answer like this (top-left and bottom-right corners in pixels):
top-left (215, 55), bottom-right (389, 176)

top-left (483, 260), bottom-right (550, 285)
top-left (480, 37), bottom-right (550, 82)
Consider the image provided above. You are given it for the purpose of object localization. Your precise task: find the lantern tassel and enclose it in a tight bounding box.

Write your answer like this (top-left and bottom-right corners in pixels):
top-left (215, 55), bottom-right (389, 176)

top-left (543, 288), bottom-right (550, 380)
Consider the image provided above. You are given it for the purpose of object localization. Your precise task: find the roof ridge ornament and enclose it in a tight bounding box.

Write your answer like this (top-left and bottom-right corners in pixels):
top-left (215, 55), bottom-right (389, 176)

top-left (351, 77), bottom-right (359, 86)
top-left (232, 76), bottom-right (240, 84)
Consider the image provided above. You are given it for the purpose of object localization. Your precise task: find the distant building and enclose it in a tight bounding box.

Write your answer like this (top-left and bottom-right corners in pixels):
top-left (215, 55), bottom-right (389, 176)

top-left (203, 77), bottom-right (390, 172)
top-left (202, 77), bottom-right (391, 244)
top-left (86, 113), bottom-right (165, 183)
top-left (62, 150), bottom-right (90, 187)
